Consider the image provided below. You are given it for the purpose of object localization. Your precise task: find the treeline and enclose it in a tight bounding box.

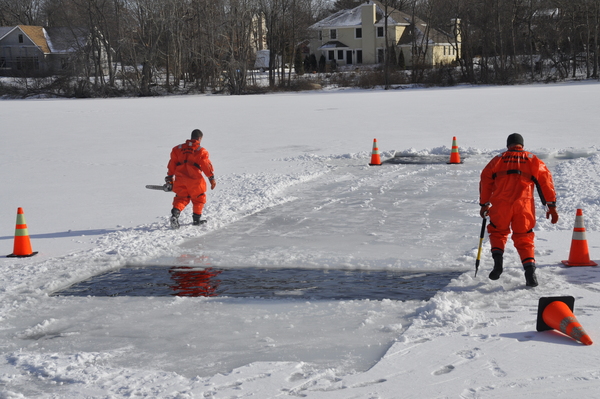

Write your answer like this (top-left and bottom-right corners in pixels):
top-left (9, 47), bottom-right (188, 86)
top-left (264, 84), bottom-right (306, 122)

top-left (425, 0), bottom-right (600, 83)
top-left (1, 0), bottom-right (599, 98)
top-left (1, 0), bottom-right (330, 96)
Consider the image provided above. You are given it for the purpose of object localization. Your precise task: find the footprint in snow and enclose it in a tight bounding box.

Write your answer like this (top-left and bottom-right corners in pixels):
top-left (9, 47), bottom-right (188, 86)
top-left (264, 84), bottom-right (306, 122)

top-left (517, 334), bottom-right (535, 342)
top-left (433, 365), bottom-right (455, 375)
top-left (456, 348), bottom-right (480, 360)
top-left (487, 360), bottom-right (507, 377)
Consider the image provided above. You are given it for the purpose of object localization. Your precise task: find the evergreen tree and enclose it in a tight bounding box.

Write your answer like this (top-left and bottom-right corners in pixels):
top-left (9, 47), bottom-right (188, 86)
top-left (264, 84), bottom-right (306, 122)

top-left (294, 49), bottom-right (305, 75)
top-left (309, 54), bottom-right (318, 72)
top-left (318, 54), bottom-right (326, 72)
top-left (398, 48), bottom-right (405, 69)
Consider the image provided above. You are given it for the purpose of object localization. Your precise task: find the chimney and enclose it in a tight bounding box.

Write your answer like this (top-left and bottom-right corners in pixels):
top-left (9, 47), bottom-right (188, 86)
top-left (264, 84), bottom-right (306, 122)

top-left (451, 18), bottom-right (461, 43)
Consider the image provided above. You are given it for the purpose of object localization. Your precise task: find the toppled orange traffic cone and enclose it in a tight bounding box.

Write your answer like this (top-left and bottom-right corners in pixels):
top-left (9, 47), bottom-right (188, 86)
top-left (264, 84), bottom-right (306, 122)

top-left (447, 136), bottom-right (461, 164)
top-left (562, 209), bottom-right (597, 266)
top-left (7, 207), bottom-right (38, 258)
top-left (536, 296), bottom-right (593, 345)
top-left (369, 139), bottom-right (382, 166)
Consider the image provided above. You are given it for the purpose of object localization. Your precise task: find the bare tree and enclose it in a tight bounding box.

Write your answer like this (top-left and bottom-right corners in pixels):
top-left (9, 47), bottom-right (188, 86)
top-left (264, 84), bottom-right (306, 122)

top-left (221, 0), bottom-right (256, 94)
top-left (258, 0), bottom-right (283, 86)
top-left (0, 0), bottom-right (47, 25)
top-left (379, 0), bottom-right (410, 89)
top-left (6, 0), bottom-right (600, 96)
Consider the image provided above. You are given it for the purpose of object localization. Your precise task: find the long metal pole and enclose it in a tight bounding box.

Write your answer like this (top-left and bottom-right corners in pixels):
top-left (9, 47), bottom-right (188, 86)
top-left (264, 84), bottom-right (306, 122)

top-left (475, 217), bottom-right (487, 277)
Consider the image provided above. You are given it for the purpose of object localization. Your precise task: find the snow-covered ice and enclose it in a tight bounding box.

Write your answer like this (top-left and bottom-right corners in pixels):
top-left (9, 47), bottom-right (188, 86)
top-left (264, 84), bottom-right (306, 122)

top-left (2, 82), bottom-right (600, 398)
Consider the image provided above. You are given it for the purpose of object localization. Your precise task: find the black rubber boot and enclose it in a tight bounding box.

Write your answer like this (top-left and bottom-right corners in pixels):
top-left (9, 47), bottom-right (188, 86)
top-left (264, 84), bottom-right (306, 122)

top-left (192, 213), bottom-right (202, 226)
top-left (489, 252), bottom-right (503, 280)
top-left (524, 263), bottom-right (538, 287)
top-left (170, 208), bottom-right (181, 229)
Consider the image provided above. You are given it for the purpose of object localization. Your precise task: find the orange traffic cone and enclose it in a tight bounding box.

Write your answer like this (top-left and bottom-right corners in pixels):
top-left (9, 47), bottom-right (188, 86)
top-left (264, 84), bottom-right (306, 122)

top-left (562, 209), bottom-right (597, 266)
top-left (536, 296), bottom-right (593, 345)
top-left (447, 136), bottom-right (461, 164)
top-left (369, 138), bottom-right (382, 166)
top-left (7, 207), bottom-right (38, 258)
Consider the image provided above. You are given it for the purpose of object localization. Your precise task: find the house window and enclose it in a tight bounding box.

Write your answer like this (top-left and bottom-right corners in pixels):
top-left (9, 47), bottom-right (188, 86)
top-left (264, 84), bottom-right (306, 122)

top-left (377, 27), bottom-right (384, 37)
top-left (356, 50), bottom-right (363, 64)
top-left (377, 48), bottom-right (385, 63)
top-left (337, 50), bottom-right (344, 60)
top-left (328, 50), bottom-right (334, 60)
top-left (330, 29), bottom-right (337, 40)
top-left (319, 30), bottom-right (322, 41)
top-left (355, 28), bottom-right (362, 39)
top-left (18, 34), bottom-right (24, 43)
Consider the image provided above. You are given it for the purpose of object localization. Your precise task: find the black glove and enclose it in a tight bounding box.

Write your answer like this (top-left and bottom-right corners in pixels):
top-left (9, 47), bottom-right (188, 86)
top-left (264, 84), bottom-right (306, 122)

top-left (165, 175), bottom-right (174, 184)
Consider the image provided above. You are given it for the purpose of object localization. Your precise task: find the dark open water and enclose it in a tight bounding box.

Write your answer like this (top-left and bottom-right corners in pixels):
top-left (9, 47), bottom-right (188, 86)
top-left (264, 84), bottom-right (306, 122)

top-left (53, 266), bottom-right (462, 301)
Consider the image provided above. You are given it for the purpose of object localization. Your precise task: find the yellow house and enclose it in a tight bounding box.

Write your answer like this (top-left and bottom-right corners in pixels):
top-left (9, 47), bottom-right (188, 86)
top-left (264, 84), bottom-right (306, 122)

top-left (308, 0), bottom-right (460, 68)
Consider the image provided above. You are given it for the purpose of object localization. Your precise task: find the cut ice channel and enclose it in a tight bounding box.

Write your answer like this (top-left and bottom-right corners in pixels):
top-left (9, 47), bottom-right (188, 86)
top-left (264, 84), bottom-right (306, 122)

top-left (53, 266), bottom-right (462, 301)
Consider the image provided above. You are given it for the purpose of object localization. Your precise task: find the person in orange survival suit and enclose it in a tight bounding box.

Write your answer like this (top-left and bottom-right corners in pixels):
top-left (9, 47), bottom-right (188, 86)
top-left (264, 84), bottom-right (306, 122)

top-left (166, 129), bottom-right (216, 228)
top-left (479, 133), bottom-right (559, 287)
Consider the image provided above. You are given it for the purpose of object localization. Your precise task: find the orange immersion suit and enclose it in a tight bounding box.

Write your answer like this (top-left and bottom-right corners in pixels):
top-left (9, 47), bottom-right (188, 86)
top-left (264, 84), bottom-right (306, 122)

top-left (479, 146), bottom-right (557, 265)
top-left (167, 139), bottom-right (215, 215)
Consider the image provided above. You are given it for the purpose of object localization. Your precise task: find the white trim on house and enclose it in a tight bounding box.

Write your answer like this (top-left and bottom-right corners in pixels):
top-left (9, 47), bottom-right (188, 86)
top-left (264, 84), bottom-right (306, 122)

top-left (308, 0), bottom-right (461, 68)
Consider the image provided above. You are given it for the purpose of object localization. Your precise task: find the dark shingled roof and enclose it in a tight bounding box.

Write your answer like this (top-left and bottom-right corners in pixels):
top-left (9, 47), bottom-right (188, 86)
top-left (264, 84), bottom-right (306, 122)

top-left (318, 41), bottom-right (350, 49)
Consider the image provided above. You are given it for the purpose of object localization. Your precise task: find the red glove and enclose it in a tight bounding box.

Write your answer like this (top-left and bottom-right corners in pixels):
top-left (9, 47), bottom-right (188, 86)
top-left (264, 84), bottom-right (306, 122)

top-left (480, 203), bottom-right (490, 218)
top-left (546, 204), bottom-right (559, 224)
top-left (209, 176), bottom-right (216, 190)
